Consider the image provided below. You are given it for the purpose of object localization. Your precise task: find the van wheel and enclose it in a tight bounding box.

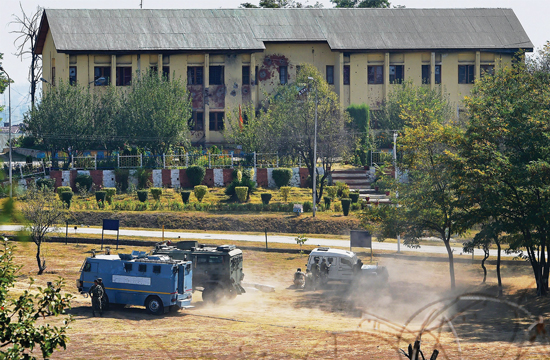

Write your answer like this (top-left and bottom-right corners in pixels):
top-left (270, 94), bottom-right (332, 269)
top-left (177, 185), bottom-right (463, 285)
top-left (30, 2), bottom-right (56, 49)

top-left (145, 296), bottom-right (164, 315)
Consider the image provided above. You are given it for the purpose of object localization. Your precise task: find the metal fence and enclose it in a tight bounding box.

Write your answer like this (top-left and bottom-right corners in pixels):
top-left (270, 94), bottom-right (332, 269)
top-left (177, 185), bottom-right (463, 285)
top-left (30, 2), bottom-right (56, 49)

top-left (33, 152), bottom-right (303, 171)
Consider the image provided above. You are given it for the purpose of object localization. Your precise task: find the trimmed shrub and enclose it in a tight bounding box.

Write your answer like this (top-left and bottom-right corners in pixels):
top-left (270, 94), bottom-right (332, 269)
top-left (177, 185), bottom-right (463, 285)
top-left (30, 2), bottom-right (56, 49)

top-left (75, 174), bottom-right (93, 191)
top-left (235, 186), bottom-right (249, 203)
top-left (261, 193), bottom-right (272, 205)
top-left (325, 186), bottom-right (337, 199)
top-left (272, 168), bottom-right (292, 188)
top-left (187, 165), bottom-right (206, 187)
top-left (194, 185), bottom-right (208, 202)
top-left (335, 181), bottom-right (349, 198)
top-left (334, 202), bottom-right (342, 212)
top-left (324, 196), bottom-right (331, 209)
top-left (104, 187), bottom-right (116, 204)
top-left (56, 186), bottom-right (72, 199)
top-left (95, 191), bottom-right (106, 208)
top-left (115, 169), bottom-right (130, 192)
top-left (137, 190), bottom-right (148, 202)
top-left (280, 186), bottom-right (291, 202)
top-left (136, 168), bottom-right (150, 189)
top-left (150, 187), bottom-right (163, 200)
top-left (61, 191), bottom-right (73, 209)
top-left (341, 198), bottom-right (351, 216)
top-left (225, 171), bottom-right (256, 201)
top-left (36, 178), bottom-right (55, 190)
top-left (351, 203), bottom-right (361, 211)
top-left (181, 190), bottom-right (191, 204)
top-left (303, 201), bottom-right (312, 213)
top-left (350, 192), bottom-right (360, 203)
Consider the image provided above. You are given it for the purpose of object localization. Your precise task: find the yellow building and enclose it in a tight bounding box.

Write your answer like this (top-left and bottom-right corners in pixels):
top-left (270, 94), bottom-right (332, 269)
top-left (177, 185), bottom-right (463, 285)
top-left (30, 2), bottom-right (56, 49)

top-left (36, 8), bottom-right (532, 145)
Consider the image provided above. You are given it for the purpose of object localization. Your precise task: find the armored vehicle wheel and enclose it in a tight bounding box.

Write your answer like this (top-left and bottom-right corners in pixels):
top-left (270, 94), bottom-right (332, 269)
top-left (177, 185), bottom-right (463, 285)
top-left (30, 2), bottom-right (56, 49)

top-left (145, 296), bottom-right (164, 315)
top-left (202, 286), bottom-right (225, 303)
top-left (227, 288), bottom-right (238, 300)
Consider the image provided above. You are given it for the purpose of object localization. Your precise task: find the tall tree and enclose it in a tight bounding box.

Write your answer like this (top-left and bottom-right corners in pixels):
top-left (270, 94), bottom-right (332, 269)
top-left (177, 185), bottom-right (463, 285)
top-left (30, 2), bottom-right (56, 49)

top-left (331, 0), bottom-right (391, 8)
top-left (227, 64), bottom-right (351, 203)
top-left (11, 5), bottom-right (43, 109)
top-left (362, 82), bottom-right (464, 290)
top-left (459, 58), bottom-right (550, 296)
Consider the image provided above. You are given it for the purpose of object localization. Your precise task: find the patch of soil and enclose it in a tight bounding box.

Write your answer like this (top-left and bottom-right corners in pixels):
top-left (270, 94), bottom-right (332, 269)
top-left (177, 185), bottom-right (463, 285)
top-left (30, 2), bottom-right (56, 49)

top-left (69, 211), bottom-right (361, 235)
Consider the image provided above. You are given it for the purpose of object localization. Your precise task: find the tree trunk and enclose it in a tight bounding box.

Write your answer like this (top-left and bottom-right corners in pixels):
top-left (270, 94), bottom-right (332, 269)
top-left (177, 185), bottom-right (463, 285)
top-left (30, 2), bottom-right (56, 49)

top-left (496, 239), bottom-right (503, 297)
top-left (443, 236), bottom-right (455, 290)
top-left (481, 247), bottom-right (489, 283)
top-left (36, 242), bottom-right (45, 275)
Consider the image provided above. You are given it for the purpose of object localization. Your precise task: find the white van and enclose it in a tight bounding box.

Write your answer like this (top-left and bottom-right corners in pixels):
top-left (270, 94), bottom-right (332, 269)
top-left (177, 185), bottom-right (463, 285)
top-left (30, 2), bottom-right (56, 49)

top-left (306, 247), bottom-right (388, 283)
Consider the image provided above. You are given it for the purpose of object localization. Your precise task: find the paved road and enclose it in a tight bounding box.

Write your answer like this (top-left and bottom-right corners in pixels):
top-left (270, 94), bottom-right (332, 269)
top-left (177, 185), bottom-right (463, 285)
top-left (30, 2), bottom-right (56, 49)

top-left (0, 225), bottom-right (517, 258)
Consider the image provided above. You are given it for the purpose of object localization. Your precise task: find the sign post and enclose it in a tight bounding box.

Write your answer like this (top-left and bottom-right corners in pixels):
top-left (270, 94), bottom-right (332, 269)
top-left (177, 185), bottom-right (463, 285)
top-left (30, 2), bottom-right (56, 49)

top-left (102, 219), bottom-right (120, 250)
top-left (350, 230), bottom-right (373, 262)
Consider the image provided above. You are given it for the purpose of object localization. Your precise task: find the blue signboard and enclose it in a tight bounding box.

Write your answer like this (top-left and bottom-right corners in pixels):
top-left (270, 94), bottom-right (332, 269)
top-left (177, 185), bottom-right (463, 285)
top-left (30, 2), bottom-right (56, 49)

top-left (103, 219), bottom-right (120, 231)
top-left (350, 230), bottom-right (372, 248)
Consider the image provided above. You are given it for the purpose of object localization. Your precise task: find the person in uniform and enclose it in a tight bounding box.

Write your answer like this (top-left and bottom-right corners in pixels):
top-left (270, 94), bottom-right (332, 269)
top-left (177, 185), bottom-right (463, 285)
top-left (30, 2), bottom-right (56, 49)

top-left (311, 257), bottom-right (321, 290)
top-left (97, 278), bottom-right (108, 311)
top-left (320, 259), bottom-right (328, 286)
top-left (89, 279), bottom-right (104, 317)
top-left (294, 268), bottom-right (306, 289)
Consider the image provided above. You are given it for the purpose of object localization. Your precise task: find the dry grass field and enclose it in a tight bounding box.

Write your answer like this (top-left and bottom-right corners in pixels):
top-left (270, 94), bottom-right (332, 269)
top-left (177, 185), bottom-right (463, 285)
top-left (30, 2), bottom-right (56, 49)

top-left (8, 240), bottom-right (550, 359)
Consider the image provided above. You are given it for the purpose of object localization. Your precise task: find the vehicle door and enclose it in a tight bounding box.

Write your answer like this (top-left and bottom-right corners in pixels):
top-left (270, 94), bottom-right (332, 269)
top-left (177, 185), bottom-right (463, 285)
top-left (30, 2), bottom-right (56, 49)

top-left (79, 259), bottom-right (99, 292)
top-left (336, 256), bottom-right (354, 281)
top-left (326, 257), bottom-right (336, 280)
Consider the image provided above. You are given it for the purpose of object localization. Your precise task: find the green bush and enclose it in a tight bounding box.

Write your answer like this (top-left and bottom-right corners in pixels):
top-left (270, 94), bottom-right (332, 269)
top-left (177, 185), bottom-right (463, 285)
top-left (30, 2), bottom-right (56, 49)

top-left (194, 185), bottom-right (208, 202)
top-left (235, 186), bottom-right (249, 203)
top-left (137, 190), bottom-right (148, 202)
top-left (136, 168), bottom-right (150, 189)
top-left (334, 202), bottom-right (342, 212)
top-left (95, 191), bottom-right (106, 207)
top-left (150, 187), bottom-right (163, 200)
top-left (261, 193), bottom-right (272, 205)
top-left (36, 178), bottom-right (55, 190)
top-left (325, 186), bottom-right (337, 199)
top-left (61, 191), bottom-right (73, 208)
top-left (351, 203), bottom-right (361, 211)
top-left (104, 187), bottom-right (116, 204)
top-left (303, 201), bottom-right (312, 212)
top-left (181, 190), bottom-right (191, 204)
top-left (272, 168), bottom-right (292, 188)
top-left (280, 186), bottom-right (291, 202)
top-left (336, 182), bottom-right (350, 198)
top-left (350, 192), bottom-right (360, 203)
top-left (324, 196), bottom-right (331, 209)
top-left (187, 166), bottom-right (206, 187)
top-left (225, 176), bottom-right (256, 201)
top-left (56, 186), bottom-right (72, 199)
top-left (75, 174), bottom-right (93, 191)
top-left (115, 169), bottom-right (130, 192)
top-left (341, 198), bottom-right (351, 216)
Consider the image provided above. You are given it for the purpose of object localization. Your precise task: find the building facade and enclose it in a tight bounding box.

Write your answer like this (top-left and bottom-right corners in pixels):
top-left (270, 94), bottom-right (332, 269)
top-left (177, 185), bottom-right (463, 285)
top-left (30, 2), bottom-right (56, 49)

top-left (36, 8), bottom-right (532, 145)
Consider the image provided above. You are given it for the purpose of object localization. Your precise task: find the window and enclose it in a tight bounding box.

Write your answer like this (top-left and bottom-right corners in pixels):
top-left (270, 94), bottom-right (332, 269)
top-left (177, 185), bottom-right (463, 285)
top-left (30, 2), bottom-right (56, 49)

top-left (124, 263), bottom-right (132, 272)
top-left (279, 65), bottom-right (288, 84)
top-left (187, 67), bottom-right (203, 85)
top-left (389, 65), bottom-right (404, 84)
top-left (69, 66), bottom-right (77, 85)
top-left (458, 65), bottom-right (475, 84)
top-left (341, 258), bottom-right (352, 267)
top-left (480, 64), bottom-right (494, 78)
top-left (83, 262), bottom-right (91, 272)
top-left (209, 66), bottom-right (224, 85)
top-left (242, 66), bottom-right (250, 85)
top-left (435, 65), bottom-right (441, 84)
top-left (51, 67), bottom-right (56, 86)
top-left (138, 264), bottom-right (147, 272)
top-left (422, 65), bottom-right (430, 84)
top-left (189, 111), bottom-right (204, 131)
top-left (153, 265), bottom-right (161, 274)
top-left (368, 65), bottom-right (383, 84)
top-left (208, 256), bottom-right (223, 264)
top-left (343, 65), bottom-right (350, 85)
top-left (209, 112), bottom-right (224, 131)
top-left (163, 66), bottom-right (170, 80)
top-left (94, 67), bottom-right (111, 86)
top-left (255, 66), bottom-right (258, 85)
top-left (116, 67), bottom-right (132, 86)
top-left (326, 65), bottom-right (334, 85)
top-left (296, 65), bottom-right (301, 77)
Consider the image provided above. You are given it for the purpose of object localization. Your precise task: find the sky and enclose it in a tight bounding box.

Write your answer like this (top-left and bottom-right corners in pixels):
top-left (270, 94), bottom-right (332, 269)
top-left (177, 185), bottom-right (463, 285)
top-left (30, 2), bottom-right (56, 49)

top-left (1, 0), bottom-right (549, 124)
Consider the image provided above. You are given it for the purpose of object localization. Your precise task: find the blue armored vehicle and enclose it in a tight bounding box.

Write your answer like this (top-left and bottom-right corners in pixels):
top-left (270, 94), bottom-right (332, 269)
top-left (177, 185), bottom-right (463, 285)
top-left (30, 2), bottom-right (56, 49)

top-left (77, 251), bottom-right (193, 315)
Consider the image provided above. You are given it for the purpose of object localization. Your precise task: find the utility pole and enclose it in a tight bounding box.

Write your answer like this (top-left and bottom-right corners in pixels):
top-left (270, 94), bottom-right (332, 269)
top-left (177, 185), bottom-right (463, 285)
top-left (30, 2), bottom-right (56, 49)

top-left (140, 1), bottom-right (143, 9)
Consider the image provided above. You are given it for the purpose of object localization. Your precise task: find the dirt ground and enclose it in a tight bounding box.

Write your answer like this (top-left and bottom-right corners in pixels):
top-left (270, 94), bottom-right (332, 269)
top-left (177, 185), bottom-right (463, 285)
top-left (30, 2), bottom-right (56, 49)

top-left (8, 241), bottom-right (550, 359)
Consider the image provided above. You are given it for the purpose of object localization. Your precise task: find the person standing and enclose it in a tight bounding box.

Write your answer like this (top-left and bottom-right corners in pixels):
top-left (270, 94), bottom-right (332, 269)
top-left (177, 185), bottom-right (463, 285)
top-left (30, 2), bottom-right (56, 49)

top-left (320, 259), bottom-right (328, 286)
top-left (89, 279), bottom-right (104, 317)
top-left (311, 257), bottom-right (321, 290)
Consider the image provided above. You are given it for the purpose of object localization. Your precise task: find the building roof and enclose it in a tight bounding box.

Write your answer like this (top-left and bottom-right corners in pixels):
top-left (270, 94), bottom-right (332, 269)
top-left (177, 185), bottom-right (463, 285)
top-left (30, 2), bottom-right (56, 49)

top-left (36, 8), bottom-right (533, 54)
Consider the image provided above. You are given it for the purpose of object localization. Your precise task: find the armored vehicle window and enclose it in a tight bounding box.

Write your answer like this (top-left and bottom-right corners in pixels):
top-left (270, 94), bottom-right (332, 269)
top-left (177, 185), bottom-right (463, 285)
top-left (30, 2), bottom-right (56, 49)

top-left (197, 257), bottom-right (208, 264)
top-left (153, 265), bottom-right (161, 274)
top-left (82, 262), bottom-right (91, 272)
top-left (209, 256), bottom-right (222, 264)
top-left (124, 263), bottom-right (132, 272)
top-left (341, 258), bottom-right (352, 267)
top-left (138, 264), bottom-right (147, 272)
